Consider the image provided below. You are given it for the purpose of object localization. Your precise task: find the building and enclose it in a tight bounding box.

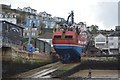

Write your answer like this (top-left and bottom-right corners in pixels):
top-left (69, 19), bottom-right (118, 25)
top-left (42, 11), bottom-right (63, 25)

top-left (78, 22), bottom-right (87, 32)
top-left (23, 27), bottom-right (38, 38)
top-left (0, 12), bottom-right (17, 24)
top-left (25, 16), bottom-right (40, 27)
top-left (115, 26), bottom-right (120, 31)
top-left (46, 19), bottom-right (56, 28)
top-left (39, 11), bottom-right (56, 28)
top-left (78, 31), bottom-right (88, 47)
top-left (53, 17), bottom-right (65, 23)
top-left (108, 31), bottom-right (120, 54)
top-left (94, 34), bottom-right (107, 50)
top-left (17, 7), bottom-right (22, 11)
top-left (99, 30), bottom-right (114, 36)
top-left (53, 17), bottom-right (66, 26)
top-left (1, 20), bottom-right (24, 47)
top-left (1, 4), bottom-right (11, 9)
top-left (87, 26), bottom-right (92, 32)
top-left (40, 11), bottom-right (52, 19)
top-left (22, 7), bottom-right (37, 14)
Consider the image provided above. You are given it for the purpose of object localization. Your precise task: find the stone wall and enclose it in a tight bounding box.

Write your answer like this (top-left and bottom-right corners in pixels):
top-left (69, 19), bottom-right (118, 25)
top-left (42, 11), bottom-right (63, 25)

top-left (1, 47), bottom-right (52, 78)
top-left (2, 47), bottom-right (52, 62)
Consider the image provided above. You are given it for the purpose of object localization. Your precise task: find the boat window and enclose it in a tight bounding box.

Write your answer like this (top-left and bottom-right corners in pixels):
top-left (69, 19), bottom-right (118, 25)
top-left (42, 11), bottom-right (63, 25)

top-left (65, 35), bottom-right (73, 39)
top-left (54, 36), bottom-right (61, 39)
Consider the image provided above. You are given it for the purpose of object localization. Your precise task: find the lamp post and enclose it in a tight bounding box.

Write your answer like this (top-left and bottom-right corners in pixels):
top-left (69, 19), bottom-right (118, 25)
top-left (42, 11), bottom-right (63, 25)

top-left (27, 20), bottom-right (33, 52)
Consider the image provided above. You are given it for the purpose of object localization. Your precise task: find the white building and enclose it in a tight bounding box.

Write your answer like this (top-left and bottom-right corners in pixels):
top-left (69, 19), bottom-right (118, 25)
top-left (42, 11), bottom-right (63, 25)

top-left (108, 31), bottom-right (119, 54)
top-left (115, 26), bottom-right (120, 31)
top-left (78, 22), bottom-right (87, 32)
top-left (23, 27), bottom-right (38, 38)
top-left (17, 7), bottom-right (22, 11)
top-left (87, 26), bottom-right (92, 32)
top-left (53, 17), bottom-right (65, 22)
top-left (22, 7), bottom-right (37, 14)
top-left (94, 34), bottom-right (107, 50)
top-left (0, 13), bottom-right (17, 24)
top-left (108, 37), bottom-right (118, 49)
top-left (40, 11), bottom-right (52, 19)
top-left (39, 11), bottom-right (57, 28)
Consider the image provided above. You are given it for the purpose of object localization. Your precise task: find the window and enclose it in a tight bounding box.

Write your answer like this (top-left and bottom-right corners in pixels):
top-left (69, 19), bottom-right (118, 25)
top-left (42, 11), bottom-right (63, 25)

top-left (96, 44), bottom-right (105, 48)
top-left (109, 43), bottom-right (114, 46)
top-left (110, 37), bottom-right (113, 40)
top-left (54, 36), bottom-right (61, 39)
top-left (84, 41), bottom-right (86, 44)
top-left (27, 33), bottom-right (29, 36)
top-left (28, 9), bottom-right (30, 11)
top-left (78, 41), bottom-right (81, 44)
top-left (96, 38), bottom-right (105, 42)
top-left (0, 14), bottom-right (3, 18)
top-left (32, 33), bottom-right (35, 36)
top-left (65, 35), bottom-right (73, 39)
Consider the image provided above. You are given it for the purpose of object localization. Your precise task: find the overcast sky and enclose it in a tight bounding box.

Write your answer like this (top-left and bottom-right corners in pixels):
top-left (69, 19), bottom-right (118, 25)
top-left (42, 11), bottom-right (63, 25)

top-left (0, 0), bottom-right (119, 30)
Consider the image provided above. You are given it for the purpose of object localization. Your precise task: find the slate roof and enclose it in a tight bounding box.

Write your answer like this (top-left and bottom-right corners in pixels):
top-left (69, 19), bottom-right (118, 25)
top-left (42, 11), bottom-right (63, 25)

top-left (108, 31), bottom-right (120, 37)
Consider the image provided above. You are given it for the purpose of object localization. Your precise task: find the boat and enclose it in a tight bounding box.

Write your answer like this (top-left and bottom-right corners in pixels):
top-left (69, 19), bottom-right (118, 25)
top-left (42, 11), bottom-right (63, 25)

top-left (52, 11), bottom-right (89, 63)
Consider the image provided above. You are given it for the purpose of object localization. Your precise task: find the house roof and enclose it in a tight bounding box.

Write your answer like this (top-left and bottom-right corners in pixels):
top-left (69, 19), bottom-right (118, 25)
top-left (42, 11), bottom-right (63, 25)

top-left (40, 11), bottom-right (51, 16)
top-left (108, 31), bottom-right (120, 37)
top-left (95, 33), bottom-right (106, 38)
top-left (23, 7), bottom-right (37, 11)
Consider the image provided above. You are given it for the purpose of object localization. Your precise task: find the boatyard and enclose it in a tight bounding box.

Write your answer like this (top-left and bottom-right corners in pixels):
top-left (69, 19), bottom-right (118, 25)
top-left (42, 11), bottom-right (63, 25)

top-left (0, 1), bottom-right (120, 80)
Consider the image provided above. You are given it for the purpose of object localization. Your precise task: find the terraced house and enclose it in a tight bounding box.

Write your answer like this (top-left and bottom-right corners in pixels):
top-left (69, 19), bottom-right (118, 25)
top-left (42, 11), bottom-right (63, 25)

top-left (39, 11), bottom-right (56, 28)
top-left (94, 34), bottom-right (107, 50)
top-left (108, 26), bottom-right (120, 54)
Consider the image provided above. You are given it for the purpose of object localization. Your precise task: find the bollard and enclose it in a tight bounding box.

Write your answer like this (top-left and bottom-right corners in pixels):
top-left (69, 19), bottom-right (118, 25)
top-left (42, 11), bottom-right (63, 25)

top-left (88, 68), bottom-right (92, 78)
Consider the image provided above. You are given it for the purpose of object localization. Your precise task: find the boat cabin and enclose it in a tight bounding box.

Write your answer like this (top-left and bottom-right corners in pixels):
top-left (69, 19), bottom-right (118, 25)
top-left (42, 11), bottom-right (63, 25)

top-left (52, 31), bottom-right (78, 44)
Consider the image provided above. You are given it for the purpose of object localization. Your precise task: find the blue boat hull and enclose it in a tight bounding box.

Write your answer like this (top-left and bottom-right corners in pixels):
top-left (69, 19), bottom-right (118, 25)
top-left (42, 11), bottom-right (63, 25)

top-left (53, 44), bottom-right (84, 63)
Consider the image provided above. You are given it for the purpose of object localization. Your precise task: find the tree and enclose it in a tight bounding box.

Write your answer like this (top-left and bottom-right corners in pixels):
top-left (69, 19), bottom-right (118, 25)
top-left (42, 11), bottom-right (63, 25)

top-left (37, 21), bottom-right (46, 35)
top-left (40, 21), bottom-right (46, 30)
top-left (91, 25), bottom-right (99, 34)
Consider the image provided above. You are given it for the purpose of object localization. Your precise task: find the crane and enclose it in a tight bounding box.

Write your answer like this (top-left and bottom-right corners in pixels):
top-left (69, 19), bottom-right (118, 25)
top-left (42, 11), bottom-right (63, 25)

top-left (66, 11), bottom-right (74, 26)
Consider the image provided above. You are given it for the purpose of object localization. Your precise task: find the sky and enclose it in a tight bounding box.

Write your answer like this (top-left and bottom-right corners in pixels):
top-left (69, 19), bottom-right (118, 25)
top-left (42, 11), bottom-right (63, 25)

top-left (0, 0), bottom-right (119, 30)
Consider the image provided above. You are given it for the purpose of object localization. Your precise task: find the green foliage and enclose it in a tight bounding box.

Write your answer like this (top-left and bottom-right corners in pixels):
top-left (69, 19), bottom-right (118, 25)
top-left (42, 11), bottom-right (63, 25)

top-left (23, 38), bottom-right (35, 44)
top-left (40, 22), bottom-right (46, 29)
top-left (14, 57), bottom-right (23, 64)
top-left (91, 25), bottom-right (99, 34)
